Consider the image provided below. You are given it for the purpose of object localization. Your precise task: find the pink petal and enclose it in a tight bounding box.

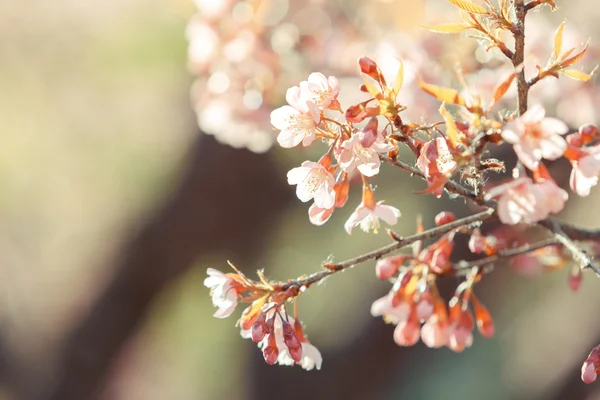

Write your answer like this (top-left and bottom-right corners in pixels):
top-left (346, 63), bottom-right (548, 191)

top-left (375, 203), bottom-right (401, 225)
top-left (514, 142), bottom-right (542, 170)
top-left (539, 135), bottom-right (567, 161)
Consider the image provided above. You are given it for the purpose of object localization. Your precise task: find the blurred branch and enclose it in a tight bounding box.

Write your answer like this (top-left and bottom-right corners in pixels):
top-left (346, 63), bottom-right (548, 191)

top-left (35, 134), bottom-right (293, 400)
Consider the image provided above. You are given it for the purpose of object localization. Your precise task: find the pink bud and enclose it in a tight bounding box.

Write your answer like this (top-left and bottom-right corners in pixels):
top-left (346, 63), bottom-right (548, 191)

top-left (282, 321), bottom-right (302, 359)
top-left (582, 361), bottom-right (598, 383)
top-left (375, 255), bottom-right (406, 280)
top-left (569, 264), bottom-right (583, 292)
top-left (582, 346), bottom-right (600, 384)
top-left (251, 313), bottom-right (268, 343)
top-left (263, 334), bottom-right (279, 365)
top-left (345, 104), bottom-right (369, 123)
top-left (468, 228), bottom-right (485, 254)
top-left (263, 345), bottom-right (279, 365)
top-left (288, 345), bottom-right (303, 363)
top-left (579, 124), bottom-right (599, 142)
top-left (360, 117), bottom-right (379, 148)
top-left (415, 297), bottom-right (434, 321)
top-left (358, 56), bottom-right (380, 80)
top-left (435, 211), bottom-right (456, 226)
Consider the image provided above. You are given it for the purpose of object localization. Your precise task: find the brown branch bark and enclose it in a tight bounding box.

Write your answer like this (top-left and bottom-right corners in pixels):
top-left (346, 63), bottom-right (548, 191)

top-left (515, 0), bottom-right (528, 115)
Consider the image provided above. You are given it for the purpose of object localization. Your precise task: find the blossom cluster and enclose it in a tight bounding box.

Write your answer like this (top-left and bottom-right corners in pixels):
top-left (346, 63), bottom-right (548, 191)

top-left (272, 67), bottom-right (403, 232)
top-left (204, 266), bottom-right (322, 370)
top-left (202, 0), bottom-right (600, 383)
top-left (371, 214), bottom-right (494, 351)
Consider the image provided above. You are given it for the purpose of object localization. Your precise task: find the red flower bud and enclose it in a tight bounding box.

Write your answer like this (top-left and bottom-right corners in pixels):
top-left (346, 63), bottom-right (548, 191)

top-left (434, 211), bottom-right (456, 226)
top-left (251, 313), bottom-right (268, 343)
top-left (263, 335), bottom-right (279, 365)
top-left (358, 56), bottom-right (380, 80)
top-left (375, 255), bottom-right (406, 280)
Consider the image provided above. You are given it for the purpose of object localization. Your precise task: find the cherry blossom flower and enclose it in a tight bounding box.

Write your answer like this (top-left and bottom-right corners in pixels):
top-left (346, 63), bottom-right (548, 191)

top-left (501, 104), bottom-right (569, 170)
top-left (299, 73), bottom-right (340, 110)
top-left (308, 203), bottom-right (334, 226)
top-left (568, 144), bottom-right (600, 197)
top-left (370, 295), bottom-right (411, 325)
top-left (336, 118), bottom-right (395, 177)
top-left (393, 313), bottom-right (421, 346)
top-left (271, 86), bottom-right (320, 148)
top-left (484, 171), bottom-right (567, 225)
top-left (420, 318), bottom-right (447, 348)
top-left (204, 268), bottom-right (241, 318)
top-left (447, 308), bottom-right (474, 352)
top-left (582, 345), bottom-right (600, 383)
top-left (375, 255), bottom-right (407, 280)
top-left (344, 186), bottom-right (401, 234)
top-left (257, 308), bottom-right (322, 371)
top-left (287, 160), bottom-right (336, 209)
top-left (416, 137), bottom-right (457, 198)
top-left (421, 300), bottom-right (448, 349)
top-left (534, 178), bottom-right (569, 216)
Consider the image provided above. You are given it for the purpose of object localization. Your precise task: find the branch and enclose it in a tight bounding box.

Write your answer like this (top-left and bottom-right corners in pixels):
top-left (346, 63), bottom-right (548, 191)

top-left (514, 0), bottom-right (528, 115)
top-left (282, 208), bottom-right (496, 290)
top-left (381, 155), bottom-right (600, 257)
top-left (454, 237), bottom-right (560, 271)
top-left (539, 219), bottom-right (600, 276)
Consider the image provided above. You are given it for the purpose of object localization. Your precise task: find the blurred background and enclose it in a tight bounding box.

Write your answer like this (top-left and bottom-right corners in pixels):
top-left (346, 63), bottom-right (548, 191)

top-left (1, 0), bottom-right (600, 399)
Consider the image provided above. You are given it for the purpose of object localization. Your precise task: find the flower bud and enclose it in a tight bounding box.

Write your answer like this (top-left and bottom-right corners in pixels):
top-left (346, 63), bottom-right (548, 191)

top-left (251, 313), bottom-right (268, 343)
top-left (360, 117), bottom-right (379, 148)
top-left (358, 56), bottom-right (380, 80)
top-left (375, 255), bottom-right (406, 280)
top-left (468, 228), bottom-right (484, 254)
top-left (569, 264), bottom-right (582, 292)
top-left (263, 335), bottom-right (279, 365)
top-left (434, 211), bottom-right (456, 226)
top-left (282, 321), bottom-right (303, 362)
top-left (579, 124), bottom-right (599, 143)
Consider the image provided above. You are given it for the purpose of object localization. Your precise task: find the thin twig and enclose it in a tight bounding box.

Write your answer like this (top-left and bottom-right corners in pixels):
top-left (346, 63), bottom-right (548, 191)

top-left (381, 155), bottom-right (600, 249)
top-left (539, 219), bottom-right (600, 276)
top-left (454, 237), bottom-right (560, 271)
top-left (281, 209), bottom-right (496, 290)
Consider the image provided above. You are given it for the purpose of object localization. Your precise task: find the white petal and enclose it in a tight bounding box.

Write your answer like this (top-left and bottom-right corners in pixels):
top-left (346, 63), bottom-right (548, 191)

top-left (375, 203), bottom-right (401, 225)
top-left (497, 196), bottom-right (521, 225)
top-left (270, 105), bottom-right (297, 130)
top-left (522, 104), bottom-right (545, 123)
top-left (514, 142), bottom-right (541, 170)
top-left (287, 166), bottom-right (311, 185)
top-left (277, 129), bottom-right (304, 148)
top-left (540, 117), bottom-right (569, 135)
top-left (539, 135), bottom-right (567, 160)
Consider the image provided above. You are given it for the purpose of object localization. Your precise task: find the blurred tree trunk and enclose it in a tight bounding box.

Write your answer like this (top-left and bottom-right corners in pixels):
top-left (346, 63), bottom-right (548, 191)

top-left (34, 134), bottom-right (294, 400)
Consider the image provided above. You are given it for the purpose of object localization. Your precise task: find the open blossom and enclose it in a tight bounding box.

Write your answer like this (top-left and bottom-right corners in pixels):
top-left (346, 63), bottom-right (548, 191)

top-left (568, 144), bottom-right (600, 197)
top-left (416, 137), bottom-right (457, 198)
top-left (582, 345), bottom-right (600, 383)
top-left (204, 268), bottom-right (241, 318)
top-left (299, 72), bottom-right (340, 110)
top-left (344, 186), bottom-right (400, 234)
top-left (485, 170), bottom-right (567, 225)
top-left (288, 160), bottom-right (336, 209)
top-left (336, 117), bottom-right (395, 177)
top-left (501, 104), bottom-right (568, 170)
top-left (271, 86), bottom-right (320, 148)
top-left (308, 203), bottom-right (334, 226)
